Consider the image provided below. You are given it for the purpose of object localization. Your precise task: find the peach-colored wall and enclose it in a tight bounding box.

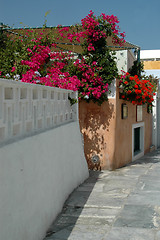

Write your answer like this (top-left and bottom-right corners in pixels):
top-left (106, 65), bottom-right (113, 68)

top-left (143, 106), bottom-right (152, 153)
top-left (79, 80), bottom-right (152, 170)
top-left (114, 99), bottom-right (152, 169)
top-left (79, 100), bottom-right (116, 170)
top-left (114, 99), bottom-right (133, 169)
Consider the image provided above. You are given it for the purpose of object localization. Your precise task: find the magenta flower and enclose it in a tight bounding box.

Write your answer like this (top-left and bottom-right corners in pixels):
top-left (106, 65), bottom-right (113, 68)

top-left (11, 67), bottom-right (16, 72)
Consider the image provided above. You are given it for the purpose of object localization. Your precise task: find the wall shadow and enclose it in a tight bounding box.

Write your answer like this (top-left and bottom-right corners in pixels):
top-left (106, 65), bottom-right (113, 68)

top-left (79, 100), bottom-right (115, 170)
top-left (126, 149), bottom-right (160, 166)
top-left (44, 170), bottom-right (102, 240)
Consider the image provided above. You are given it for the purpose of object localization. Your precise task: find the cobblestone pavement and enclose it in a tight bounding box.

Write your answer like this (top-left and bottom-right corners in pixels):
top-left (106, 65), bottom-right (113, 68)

top-left (44, 149), bottom-right (160, 240)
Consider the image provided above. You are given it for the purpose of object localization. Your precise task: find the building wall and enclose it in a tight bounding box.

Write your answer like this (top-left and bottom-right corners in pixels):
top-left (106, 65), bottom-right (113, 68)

top-left (128, 50), bottom-right (136, 71)
top-left (141, 49), bottom-right (160, 61)
top-left (114, 98), bottom-right (152, 169)
top-left (143, 61), bottom-right (160, 70)
top-left (115, 50), bottom-right (136, 74)
top-left (79, 99), bottom-right (116, 170)
top-left (79, 79), bottom-right (152, 170)
top-left (115, 50), bottom-right (128, 74)
top-left (140, 50), bottom-right (160, 150)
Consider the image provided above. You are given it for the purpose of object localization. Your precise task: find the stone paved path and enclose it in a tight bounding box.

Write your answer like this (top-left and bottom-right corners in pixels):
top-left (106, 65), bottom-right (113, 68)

top-left (44, 150), bottom-right (160, 240)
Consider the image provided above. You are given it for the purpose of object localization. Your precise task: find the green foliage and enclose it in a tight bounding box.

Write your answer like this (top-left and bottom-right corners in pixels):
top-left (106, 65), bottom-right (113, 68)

top-left (68, 96), bottom-right (78, 106)
top-left (86, 50), bottom-right (118, 86)
top-left (128, 60), bottom-right (144, 77)
top-left (0, 11), bottom-right (124, 105)
top-left (0, 27), bottom-right (54, 79)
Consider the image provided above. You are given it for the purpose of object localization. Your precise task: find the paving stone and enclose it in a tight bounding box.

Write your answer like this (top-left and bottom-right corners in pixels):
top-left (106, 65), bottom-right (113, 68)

top-left (65, 190), bottom-right (127, 208)
top-left (85, 193), bottom-right (127, 208)
top-left (47, 216), bottom-right (79, 233)
top-left (47, 228), bottom-right (71, 240)
top-left (66, 224), bottom-right (110, 240)
top-left (62, 206), bottom-right (121, 221)
top-left (104, 227), bottom-right (155, 240)
top-left (126, 191), bottom-right (160, 206)
top-left (76, 182), bottom-right (104, 193)
top-left (74, 216), bottom-right (112, 226)
top-left (43, 150), bottom-right (160, 240)
top-left (136, 179), bottom-right (160, 192)
top-left (155, 230), bottom-right (160, 240)
top-left (114, 204), bottom-right (159, 229)
top-left (47, 213), bottom-right (112, 235)
top-left (65, 191), bottom-right (93, 207)
top-left (102, 178), bottom-right (137, 194)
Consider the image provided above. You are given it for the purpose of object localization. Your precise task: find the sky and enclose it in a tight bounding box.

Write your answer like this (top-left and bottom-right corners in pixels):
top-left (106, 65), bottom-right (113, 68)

top-left (1, 0), bottom-right (160, 50)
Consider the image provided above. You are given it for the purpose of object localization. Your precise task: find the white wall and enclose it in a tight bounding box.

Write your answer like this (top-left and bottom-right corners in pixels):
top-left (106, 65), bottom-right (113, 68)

top-left (115, 50), bottom-right (136, 74)
top-left (141, 49), bottom-right (160, 60)
top-left (0, 78), bottom-right (78, 144)
top-left (115, 50), bottom-right (127, 74)
top-left (0, 79), bottom-right (89, 240)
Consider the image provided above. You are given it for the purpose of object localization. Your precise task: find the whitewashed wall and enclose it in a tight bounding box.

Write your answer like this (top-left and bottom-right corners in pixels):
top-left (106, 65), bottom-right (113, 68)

top-left (0, 79), bottom-right (89, 240)
top-left (115, 50), bottom-right (136, 74)
top-left (0, 78), bottom-right (78, 144)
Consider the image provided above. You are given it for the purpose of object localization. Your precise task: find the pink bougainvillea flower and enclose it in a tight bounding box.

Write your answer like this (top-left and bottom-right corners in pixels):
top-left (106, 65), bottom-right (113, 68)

top-left (11, 67), bottom-right (16, 72)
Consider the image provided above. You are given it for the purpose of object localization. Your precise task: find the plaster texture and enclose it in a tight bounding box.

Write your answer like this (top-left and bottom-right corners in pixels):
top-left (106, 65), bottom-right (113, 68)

top-left (0, 121), bottom-right (89, 240)
top-left (79, 80), bottom-right (152, 170)
top-left (44, 149), bottom-right (160, 240)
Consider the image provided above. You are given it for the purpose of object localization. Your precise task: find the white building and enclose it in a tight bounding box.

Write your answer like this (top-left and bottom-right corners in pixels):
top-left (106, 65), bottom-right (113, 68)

top-left (141, 50), bottom-right (160, 149)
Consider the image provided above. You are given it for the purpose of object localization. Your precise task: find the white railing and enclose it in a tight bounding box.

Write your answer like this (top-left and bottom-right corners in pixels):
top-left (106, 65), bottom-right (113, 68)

top-left (0, 78), bottom-right (78, 143)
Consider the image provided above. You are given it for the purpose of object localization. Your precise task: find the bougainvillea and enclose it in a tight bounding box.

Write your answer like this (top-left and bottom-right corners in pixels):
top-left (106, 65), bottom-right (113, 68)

top-left (55, 10), bottom-right (124, 103)
top-left (0, 28), bottom-right (55, 80)
top-left (69, 58), bottom-right (109, 103)
top-left (0, 11), bottom-right (126, 104)
top-left (21, 48), bottom-right (81, 91)
top-left (119, 72), bottom-right (156, 105)
top-left (57, 10), bottom-right (126, 52)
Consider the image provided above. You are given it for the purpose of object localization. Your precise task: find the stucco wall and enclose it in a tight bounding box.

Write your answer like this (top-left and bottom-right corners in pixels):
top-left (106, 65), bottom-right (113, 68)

top-left (115, 50), bottom-right (136, 74)
top-left (79, 80), bottom-right (152, 170)
top-left (115, 50), bottom-right (128, 74)
top-left (0, 117), bottom-right (88, 240)
top-left (79, 100), bottom-right (116, 170)
top-left (114, 98), bottom-right (152, 169)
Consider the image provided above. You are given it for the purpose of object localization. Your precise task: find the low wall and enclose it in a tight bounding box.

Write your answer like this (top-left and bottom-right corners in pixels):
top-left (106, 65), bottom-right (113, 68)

top-left (0, 79), bottom-right (89, 240)
top-left (0, 78), bottom-right (78, 143)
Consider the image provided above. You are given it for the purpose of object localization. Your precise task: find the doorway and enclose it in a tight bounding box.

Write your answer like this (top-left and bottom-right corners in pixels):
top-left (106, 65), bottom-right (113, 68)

top-left (132, 122), bottom-right (144, 161)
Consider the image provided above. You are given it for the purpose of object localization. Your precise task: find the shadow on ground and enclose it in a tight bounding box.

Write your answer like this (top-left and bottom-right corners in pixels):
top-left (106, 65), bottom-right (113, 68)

top-left (44, 149), bottom-right (160, 240)
top-left (44, 170), bottom-right (102, 240)
top-left (126, 149), bottom-right (160, 166)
